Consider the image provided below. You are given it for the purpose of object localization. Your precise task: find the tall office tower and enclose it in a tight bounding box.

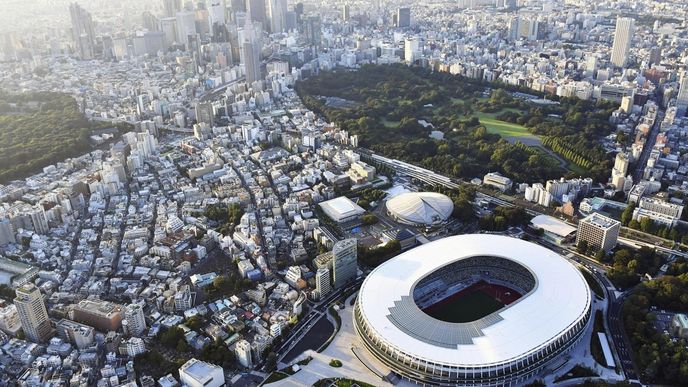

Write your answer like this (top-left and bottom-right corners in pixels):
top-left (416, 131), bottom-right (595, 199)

top-left (510, 16), bottom-right (539, 41)
top-left (195, 102), bottom-right (215, 126)
top-left (160, 17), bottom-right (178, 48)
top-left (305, 15), bottom-right (322, 53)
top-left (231, 0), bottom-right (247, 13)
top-left (614, 152), bottom-right (629, 175)
top-left (342, 4), bottom-right (350, 21)
top-left (585, 55), bottom-right (598, 78)
top-left (611, 17), bottom-right (635, 68)
top-left (404, 37), bottom-right (420, 64)
top-left (30, 205), bottom-right (50, 234)
top-left (315, 267), bottom-right (332, 299)
top-left (248, 0), bottom-right (267, 25)
top-left (163, 0), bottom-right (182, 17)
top-left (611, 151), bottom-right (629, 191)
top-left (123, 304), bottom-right (146, 336)
top-left (676, 73), bottom-right (688, 117)
top-left (142, 11), bottom-right (160, 31)
top-left (240, 19), bottom-right (261, 84)
top-left (0, 218), bottom-right (15, 246)
top-left (577, 213), bottom-right (620, 252)
top-left (14, 284), bottom-right (52, 343)
top-left (69, 3), bottom-right (96, 60)
top-left (242, 40), bottom-right (261, 83)
top-left (648, 46), bottom-right (662, 67)
top-left (268, 0), bottom-right (287, 33)
top-left (332, 238), bottom-right (357, 289)
top-left (397, 7), bottom-right (411, 28)
top-left (176, 11), bottom-right (197, 46)
top-left (207, 0), bottom-right (227, 36)
top-left (136, 132), bottom-right (158, 159)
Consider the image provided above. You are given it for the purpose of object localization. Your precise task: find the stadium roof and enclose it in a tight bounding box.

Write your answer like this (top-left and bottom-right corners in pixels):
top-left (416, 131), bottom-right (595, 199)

top-left (385, 192), bottom-right (453, 225)
top-left (530, 214), bottom-right (577, 237)
top-left (357, 234), bottom-right (591, 367)
top-left (318, 196), bottom-right (365, 222)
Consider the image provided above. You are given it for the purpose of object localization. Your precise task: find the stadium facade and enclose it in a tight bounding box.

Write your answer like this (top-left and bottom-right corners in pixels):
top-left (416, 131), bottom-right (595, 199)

top-left (354, 234), bottom-right (591, 386)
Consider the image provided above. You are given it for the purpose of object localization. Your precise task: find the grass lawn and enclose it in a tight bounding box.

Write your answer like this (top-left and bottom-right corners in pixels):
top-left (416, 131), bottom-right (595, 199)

top-left (424, 290), bottom-right (504, 323)
top-left (566, 162), bottom-right (588, 176)
top-left (381, 117), bottom-right (400, 128)
top-left (264, 371), bottom-right (290, 384)
top-left (474, 112), bottom-right (538, 139)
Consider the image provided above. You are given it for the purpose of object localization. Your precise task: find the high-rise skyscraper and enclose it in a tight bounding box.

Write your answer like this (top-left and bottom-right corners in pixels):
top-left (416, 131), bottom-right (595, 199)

top-left (315, 267), bottom-right (332, 299)
top-left (207, 0), bottom-right (227, 37)
top-left (175, 11), bottom-right (197, 47)
top-left (404, 37), bottom-right (420, 64)
top-left (69, 3), bottom-right (96, 60)
top-left (332, 238), bottom-right (357, 289)
top-left (248, 0), bottom-right (267, 25)
top-left (268, 0), bottom-right (287, 33)
top-left (142, 11), bottom-right (160, 32)
top-left (611, 151), bottom-right (629, 191)
top-left (14, 283), bottom-right (52, 343)
top-left (231, 0), bottom-right (247, 13)
top-left (195, 102), bottom-right (215, 126)
top-left (163, 0), bottom-right (183, 18)
top-left (676, 73), bottom-right (688, 117)
top-left (397, 7), bottom-right (411, 28)
top-left (240, 19), bottom-right (261, 84)
top-left (305, 15), bottom-right (322, 53)
top-left (648, 46), bottom-right (662, 67)
top-left (611, 17), bottom-right (635, 68)
top-left (342, 4), bottom-right (350, 22)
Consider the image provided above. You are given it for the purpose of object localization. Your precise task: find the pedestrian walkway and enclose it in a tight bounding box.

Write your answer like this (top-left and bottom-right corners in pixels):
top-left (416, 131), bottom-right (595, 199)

top-left (264, 292), bottom-right (392, 387)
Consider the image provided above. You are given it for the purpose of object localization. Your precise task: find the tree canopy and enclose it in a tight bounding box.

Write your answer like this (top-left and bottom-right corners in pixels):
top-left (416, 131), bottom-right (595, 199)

top-left (0, 91), bottom-right (128, 183)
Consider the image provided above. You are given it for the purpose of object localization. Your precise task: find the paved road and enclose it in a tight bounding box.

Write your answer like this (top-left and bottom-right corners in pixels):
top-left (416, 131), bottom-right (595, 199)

top-left (268, 278), bottom-right (364, 370)
top-left (633, 110), bottom-right (664, 183)
top-left (606, 290), bottom-right (640, 382)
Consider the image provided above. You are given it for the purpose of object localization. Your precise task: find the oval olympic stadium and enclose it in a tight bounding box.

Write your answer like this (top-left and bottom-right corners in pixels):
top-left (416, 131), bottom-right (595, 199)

top-left (354, 234), bottom-right (591, 386)
top-left (385, 192), bottom-right (454, 227)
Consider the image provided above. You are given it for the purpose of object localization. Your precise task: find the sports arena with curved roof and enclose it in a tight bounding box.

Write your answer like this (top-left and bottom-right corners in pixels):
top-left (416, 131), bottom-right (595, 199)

top-left (354, 234), bottom-right (591, 386)
top-left (385, 192), bottom-right (454, 227)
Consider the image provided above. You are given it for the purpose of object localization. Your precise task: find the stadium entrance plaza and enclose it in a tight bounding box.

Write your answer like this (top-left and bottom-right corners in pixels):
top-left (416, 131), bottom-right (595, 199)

top-left (265, 293), bottom-right (624, 387)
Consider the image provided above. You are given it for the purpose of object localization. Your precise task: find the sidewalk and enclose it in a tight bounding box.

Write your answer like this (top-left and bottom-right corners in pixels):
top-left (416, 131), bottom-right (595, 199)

top-left (264, 292), bottom-right (392, 387)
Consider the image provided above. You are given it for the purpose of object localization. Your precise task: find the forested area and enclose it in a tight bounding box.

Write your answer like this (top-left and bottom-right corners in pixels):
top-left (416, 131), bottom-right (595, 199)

top-left (622, 270), bottom-right (688, 384)
top-left (297, 64), bottom-right (617, 183)
top-left (0, 91), bottom-right (127, 183)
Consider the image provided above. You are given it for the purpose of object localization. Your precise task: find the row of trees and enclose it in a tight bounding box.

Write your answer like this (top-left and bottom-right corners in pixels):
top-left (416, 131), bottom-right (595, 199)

top-left (541, 136), bottom-right (594, 169)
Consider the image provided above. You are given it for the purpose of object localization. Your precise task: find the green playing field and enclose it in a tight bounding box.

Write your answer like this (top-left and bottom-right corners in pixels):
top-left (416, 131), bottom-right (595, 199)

top-left (423, 290), bottom-right (505, 323)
